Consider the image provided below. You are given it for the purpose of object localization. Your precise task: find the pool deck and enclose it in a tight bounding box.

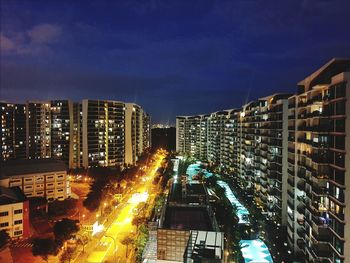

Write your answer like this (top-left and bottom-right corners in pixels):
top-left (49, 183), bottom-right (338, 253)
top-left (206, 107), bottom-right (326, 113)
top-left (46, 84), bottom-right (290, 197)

top-left (185, 161), bottom-right (273, 263)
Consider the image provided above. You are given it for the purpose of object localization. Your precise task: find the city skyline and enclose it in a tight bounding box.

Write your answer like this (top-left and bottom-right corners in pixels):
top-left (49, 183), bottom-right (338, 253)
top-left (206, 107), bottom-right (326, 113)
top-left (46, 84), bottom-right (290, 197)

top-left (2, 0), bottom-right (350, 124)
top-left (1, 1), bottom-right (350, 263)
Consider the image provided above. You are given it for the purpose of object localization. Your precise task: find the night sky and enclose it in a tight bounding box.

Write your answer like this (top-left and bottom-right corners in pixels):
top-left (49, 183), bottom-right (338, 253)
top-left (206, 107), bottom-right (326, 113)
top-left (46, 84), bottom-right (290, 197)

top-left (1, 0), bottom-right (350, 124)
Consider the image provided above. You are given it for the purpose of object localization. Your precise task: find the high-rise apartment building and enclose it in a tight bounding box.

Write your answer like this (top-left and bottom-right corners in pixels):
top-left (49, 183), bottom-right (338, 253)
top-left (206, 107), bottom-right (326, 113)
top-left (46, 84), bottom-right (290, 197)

top-left (176, 58), bottom-right (350, 263)
top-left (125, 103), bottom-right (151, 165)
top-left (175, 115), bottom-right (208, 160)
top-left (1, 99), bottom-right (150, 169)
top-left (82, 100), bottom-right (125, 168)
top-left (26, 101), bottom-right (51, 159)
top-left (50, 100), bottom-right (82, 169)
top-left (142, 111), bottom-right (151, 151)
top-left (0, 103), bottom-right (26, 161)
top-left (287, 58), bottom-right (350, 262)
top-left (240, 94), bottom-right (290, 225)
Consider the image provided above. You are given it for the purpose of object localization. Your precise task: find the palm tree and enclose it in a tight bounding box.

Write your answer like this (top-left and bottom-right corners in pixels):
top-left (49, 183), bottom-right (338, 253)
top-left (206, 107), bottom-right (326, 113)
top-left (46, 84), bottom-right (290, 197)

top-left (120, 235), bottom-right (135, 257)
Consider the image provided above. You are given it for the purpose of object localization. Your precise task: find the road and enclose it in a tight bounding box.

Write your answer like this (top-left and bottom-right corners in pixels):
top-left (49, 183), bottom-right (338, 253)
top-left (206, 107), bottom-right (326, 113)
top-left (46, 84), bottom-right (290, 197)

top-left (74, 149), bottom-right (166, 263)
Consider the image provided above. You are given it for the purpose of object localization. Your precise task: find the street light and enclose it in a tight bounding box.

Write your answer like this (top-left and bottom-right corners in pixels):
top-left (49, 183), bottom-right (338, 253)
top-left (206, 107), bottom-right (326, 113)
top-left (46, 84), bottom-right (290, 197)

top-left (105, 235), bottom-right (117, 263)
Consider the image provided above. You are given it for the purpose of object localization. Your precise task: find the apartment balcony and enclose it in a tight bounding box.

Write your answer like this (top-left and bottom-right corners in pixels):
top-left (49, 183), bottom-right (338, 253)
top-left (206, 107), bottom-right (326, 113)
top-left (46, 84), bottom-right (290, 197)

top-left (310, 241), bottom-right (331, 259)
top-left (297, 203), bottom-right (306, 214)
top-left (311, 153), bottom-right (329, 164)
top-left (312, 222), bottom-right (330, 242)
top-left (297, 226), bottom-right (305, 237)
top-left (267, 186), bottom-right (276, 195)
top-left (287, 198), bottom-right (294, 208)
top-left (288, 157), bottom-right (295, 164)
top-left (287, 177), bottom-right (294, 187)
top-left (297, 238), bottom-right (305, 249)
top-left (297, 195), bottom-right (306, 203)
top-left (297, 137), bottom-right (312, 144)
top-left (297, 216), bottom-right (305, 226)
top-left (298, 170), bottom-right (306, 179)
top-left (307, 95), bottom-right (323, 105)
top-left (297, 179), bottom-right (306, 191)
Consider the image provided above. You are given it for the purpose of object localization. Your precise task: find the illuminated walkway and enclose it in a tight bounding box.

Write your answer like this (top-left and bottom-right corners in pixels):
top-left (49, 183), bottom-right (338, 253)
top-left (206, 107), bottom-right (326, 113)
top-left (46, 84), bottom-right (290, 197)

top-left (186, 161), bottom-right (273, 263)
top-left (216, 180), bottom-right (250, 224)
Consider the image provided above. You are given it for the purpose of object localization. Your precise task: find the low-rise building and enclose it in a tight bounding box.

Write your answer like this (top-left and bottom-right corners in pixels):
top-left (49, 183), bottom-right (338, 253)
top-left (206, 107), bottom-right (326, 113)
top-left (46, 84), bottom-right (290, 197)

top-left (157, 180), bottom-right (223, 262)
top-left (0, 159), bottom-right (70, 201)
top-left (0, 186), bottom-right (30, 239)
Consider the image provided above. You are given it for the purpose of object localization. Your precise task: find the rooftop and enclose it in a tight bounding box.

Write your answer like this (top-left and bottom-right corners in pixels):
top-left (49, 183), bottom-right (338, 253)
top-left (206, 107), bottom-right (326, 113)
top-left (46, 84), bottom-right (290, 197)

top-left (0, 158), bottom-right (67, 177)
top-left (185, 230), bottom-right (224, 262)
top-left (0, 186), bottom-right (27, 205)
top-left (162, 206), bottom-right (213, 231)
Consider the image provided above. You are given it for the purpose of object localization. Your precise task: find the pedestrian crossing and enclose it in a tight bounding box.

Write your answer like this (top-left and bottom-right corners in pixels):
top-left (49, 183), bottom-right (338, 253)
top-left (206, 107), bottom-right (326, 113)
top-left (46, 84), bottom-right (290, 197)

top-left (10, 240), bottom-right (33, 248)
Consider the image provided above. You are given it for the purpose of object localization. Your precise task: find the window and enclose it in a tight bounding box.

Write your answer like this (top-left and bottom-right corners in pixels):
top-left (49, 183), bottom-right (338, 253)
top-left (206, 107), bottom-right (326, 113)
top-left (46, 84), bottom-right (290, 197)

top-left (14, 220), bottom-right (22, 225)
top-left (14, 230), bottom-right (22, 236)
top-left (14, 209), bottom-right (22, 214)
top-left (0, 211), bottom-right (9, 217)
top-left (0, 222), bottom-right (9, 227)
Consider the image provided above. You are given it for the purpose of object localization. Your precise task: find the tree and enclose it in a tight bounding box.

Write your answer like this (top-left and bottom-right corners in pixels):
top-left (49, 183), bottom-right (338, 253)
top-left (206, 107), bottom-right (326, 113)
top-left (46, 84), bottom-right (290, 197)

top-left (54, 218), bottom-right (79, 243)
top-left (0, 230), bottom-right (9, 248)
top-left (32, 238), bottom-right (59, 262)
top-left (205, 175), bottom-right (218, 188)
top-left (60, 247), bottom-right (75, 263)
top-left (132, 216), bottom-right (147, 229)
top-left (120, 235), bottom-right (135, 257)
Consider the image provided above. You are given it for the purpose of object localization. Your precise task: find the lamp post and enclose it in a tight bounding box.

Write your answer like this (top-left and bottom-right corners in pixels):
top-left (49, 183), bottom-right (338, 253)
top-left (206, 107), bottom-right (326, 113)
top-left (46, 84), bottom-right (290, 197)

top-left (105, 235), bottom-right (117, 263)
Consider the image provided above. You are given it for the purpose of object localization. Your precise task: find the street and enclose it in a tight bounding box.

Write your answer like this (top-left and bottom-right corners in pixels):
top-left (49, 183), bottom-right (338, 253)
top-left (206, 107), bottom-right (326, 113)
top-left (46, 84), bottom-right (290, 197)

top-left (73, 150), bottom-right (167, 263)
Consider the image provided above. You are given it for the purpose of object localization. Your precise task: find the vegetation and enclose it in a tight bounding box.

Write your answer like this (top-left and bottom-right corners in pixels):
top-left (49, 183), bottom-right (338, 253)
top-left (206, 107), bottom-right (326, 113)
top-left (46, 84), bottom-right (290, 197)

top-left (48, 198), bottom-right (77, 217)
top-left (53, 218), bottom-right (80, 244)
top-left (135, 224), bottom-right (149, 263)
top-left (32, 238), bottom-right (59, 262)
top-left (120, 235), bottom-right (135, 257)
top-left (83, 167), bottom-right (121, 211)
top-left (0, 230), bottom-right (9, 248)
top-left (60, 247), bottom-right (75, 263)
top-left (177, 157), bottom-right (193, 176)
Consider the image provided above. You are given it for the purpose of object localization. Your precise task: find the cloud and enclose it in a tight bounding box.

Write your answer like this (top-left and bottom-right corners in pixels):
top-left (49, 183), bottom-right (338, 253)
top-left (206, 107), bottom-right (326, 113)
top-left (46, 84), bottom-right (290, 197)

top-left (0, 34), bottom-right (16, 52)
top-left (0, 23), bottom-right (62, 55)
top-left (27, 24), bottom-right (62, 44)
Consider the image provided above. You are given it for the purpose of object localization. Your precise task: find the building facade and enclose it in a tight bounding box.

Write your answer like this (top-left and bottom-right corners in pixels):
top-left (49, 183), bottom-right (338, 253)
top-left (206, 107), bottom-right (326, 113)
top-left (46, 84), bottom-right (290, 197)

top-left (125, 103), bottom-right (151, 165)
top-left (0, 103), bottom-right (26, 161)
top-left (82, 100), bottom-right (125, 168)
top-left (0, 186), bottom-right (30, 239)
top-left (176, 58), bottom-right (350, 263)
top-left (287, 58), bottom-right (350, 262)
top-left (26, 101), bottom-right (51, 159)
top-left (0, 159), bottom-right (71, 201)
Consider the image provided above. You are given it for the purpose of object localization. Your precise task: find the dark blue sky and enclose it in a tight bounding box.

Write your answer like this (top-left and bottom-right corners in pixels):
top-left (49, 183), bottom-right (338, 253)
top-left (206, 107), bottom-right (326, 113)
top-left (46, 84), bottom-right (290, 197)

top-left (1, 0), bottom-right (350, 124)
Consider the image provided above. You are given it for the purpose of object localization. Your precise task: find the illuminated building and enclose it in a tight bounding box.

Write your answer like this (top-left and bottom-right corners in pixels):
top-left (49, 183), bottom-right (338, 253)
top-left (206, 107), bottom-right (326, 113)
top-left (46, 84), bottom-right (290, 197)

top-left (51, 100), bottom-right (80, 168)
top-left (0, 186), bottom-right (30, 239)
top-left (82, 99), bottom-right (125, 168)
top-left (0, 159), bottom-right (71, 201)
top-left (175, 115), bottom-right (208, 160)
top-left (0, 103), bottom-right (26, 161)
top-left (26, 101), bottom-right (51, 159)
top-left (125, 103), bottom-right (151, 165)
top-left (176, 58), bottom-right (350, 262)
top-left (287, 58), bottom-right (350, 262)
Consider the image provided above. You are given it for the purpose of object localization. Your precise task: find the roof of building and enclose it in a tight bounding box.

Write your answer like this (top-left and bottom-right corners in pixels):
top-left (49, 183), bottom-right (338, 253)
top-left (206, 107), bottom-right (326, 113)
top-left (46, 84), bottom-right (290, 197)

top-left (0, 158), bottom-right (67, 177)
top-left (162, 206), bottom-right (213, 231)
top-left (0, 186), bottom-right (27, 205)
top-left (298, 58), bottom-right (350, 92)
